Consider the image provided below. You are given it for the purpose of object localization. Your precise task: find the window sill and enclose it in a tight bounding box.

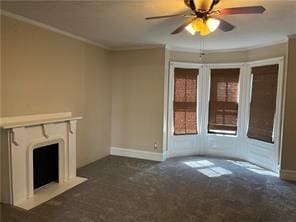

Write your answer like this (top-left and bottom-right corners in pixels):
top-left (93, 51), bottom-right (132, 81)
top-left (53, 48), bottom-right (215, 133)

top-left (173, 133), bottom-right (198, 136)
top-left (207, 133), bottom-right (237, 138)
top-left (246, 137), bottom-right (275, 146)
top-left (208, 129), bottom-right (237, 136)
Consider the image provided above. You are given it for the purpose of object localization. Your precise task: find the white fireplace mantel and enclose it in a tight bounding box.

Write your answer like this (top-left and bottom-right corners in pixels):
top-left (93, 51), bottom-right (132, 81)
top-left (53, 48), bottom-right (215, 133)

top-left (1, 112), bottom-right (87, 210)
top-left (0, 112), bottom-right (82, 129)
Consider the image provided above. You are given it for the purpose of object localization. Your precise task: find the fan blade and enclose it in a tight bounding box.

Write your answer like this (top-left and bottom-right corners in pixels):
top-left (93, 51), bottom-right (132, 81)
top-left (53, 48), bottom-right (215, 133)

top-left (208, 0), bottom-right (220, 12)
top-left (171, 18), bottom-right (195, 35)
top-left (146, 13), bottom-right (186, 20)
top-left (184, 0), bottom-right (196, 11)
top-left (219, 19), bottom-right (235, 32)
top-left (219, 6), bottom-right (265, 16)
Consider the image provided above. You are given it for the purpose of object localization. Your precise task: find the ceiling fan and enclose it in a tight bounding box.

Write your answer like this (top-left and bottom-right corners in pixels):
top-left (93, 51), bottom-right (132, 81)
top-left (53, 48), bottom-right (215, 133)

top-left (145, 0), bottom-right (266, 36)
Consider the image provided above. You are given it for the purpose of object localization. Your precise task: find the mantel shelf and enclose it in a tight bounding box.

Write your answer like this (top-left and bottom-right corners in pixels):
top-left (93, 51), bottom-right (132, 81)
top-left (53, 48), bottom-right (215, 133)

top-left (0, 113), bottom-right (82, 129)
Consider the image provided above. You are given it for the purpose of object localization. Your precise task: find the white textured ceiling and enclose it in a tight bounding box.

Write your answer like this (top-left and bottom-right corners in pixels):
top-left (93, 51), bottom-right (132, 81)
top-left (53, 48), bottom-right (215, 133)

top-left (1, 0), bottom-right (296, 51)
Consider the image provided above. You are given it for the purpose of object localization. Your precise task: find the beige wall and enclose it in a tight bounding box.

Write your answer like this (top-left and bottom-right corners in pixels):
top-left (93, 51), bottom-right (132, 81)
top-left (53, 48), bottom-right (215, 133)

top-left (169, 49), bottom-right (248, 63)
top-left (111, 48), bottom-right (165, 152)
top-left (281, 37), bottom-right (296, 171)
top-left (1, 15), bottom-right (111, 168)
top-left (247, 43), bottom-right (288, 61)
top-left (169, 43), bottom-right (287, 63)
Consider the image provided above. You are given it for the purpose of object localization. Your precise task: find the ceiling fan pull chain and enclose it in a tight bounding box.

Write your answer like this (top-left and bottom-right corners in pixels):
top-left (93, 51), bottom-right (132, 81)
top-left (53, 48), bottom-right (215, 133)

top-left (199, 37), bottom-right (205, 61)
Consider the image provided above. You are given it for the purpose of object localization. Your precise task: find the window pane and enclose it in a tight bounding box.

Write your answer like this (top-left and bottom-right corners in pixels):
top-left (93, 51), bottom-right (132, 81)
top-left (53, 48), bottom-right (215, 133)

top-left (247, 64), bottom-right (278, 143)
top-left (173, 68), bottom-right (198, 135)
top-left (208, 69), bottom-right (240, 135)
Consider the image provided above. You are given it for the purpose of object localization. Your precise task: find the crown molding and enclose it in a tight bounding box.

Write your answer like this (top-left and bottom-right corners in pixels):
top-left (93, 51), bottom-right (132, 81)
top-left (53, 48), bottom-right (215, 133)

top-left (0, 10), bottom-right (110, 50)
top-left (109, 44), bottom-right (166, 51)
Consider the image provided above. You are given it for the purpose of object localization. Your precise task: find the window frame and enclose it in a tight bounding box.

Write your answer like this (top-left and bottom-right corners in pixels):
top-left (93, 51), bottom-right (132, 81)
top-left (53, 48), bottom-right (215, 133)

top-left (245, 57), bottom-right (284, 147)
top-left (205, 63), bottom-right (244, 137)
top-left (168, 62), bottom-right (203, 137)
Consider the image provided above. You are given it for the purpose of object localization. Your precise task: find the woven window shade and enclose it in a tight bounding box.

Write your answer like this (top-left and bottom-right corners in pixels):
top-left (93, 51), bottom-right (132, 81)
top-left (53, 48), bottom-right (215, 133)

top-left (247, 64), bottom-right (278, 143)
top-left (173, 68), bottom-right (198, 135)
top-left (208, 69), bottom-right (240, 134)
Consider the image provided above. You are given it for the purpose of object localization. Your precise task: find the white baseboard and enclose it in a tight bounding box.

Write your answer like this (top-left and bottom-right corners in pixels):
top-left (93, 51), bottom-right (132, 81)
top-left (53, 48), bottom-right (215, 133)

top-left (167, 150), bottom-right (199, 158)
top-left (110, 147), bottom-right (166, 162)
top-left (280, 169), bottom-right (296, 181)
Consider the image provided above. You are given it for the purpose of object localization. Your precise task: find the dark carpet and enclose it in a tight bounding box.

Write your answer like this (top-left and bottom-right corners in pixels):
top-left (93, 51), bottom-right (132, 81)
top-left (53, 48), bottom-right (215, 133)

top-left (1, 155), bottom-right (296, 222)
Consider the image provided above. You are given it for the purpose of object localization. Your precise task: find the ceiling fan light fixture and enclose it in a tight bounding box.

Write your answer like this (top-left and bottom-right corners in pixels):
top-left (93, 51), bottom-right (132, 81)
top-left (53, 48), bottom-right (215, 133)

top-left (200, 24), bottom-right (211, 36)
top-left (206, 18), bottom-right (221, 32)
top-left (185, 23), bottom-right (196, 35)
top-left (192, 18), bottom-right (204, 32)
top-left (147, 0), bottom-right (266, 36)
top-left (186, 17), bottom-right (219, 36)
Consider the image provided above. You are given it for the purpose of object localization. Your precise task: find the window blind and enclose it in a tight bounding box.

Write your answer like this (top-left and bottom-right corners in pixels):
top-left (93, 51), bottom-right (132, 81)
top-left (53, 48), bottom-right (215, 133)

top-left (247, 64), bottom-right (279, 143)
top-left (208, 69), bottom-right (240, 135)
top-left (173, 68), bottom-right (198, 135)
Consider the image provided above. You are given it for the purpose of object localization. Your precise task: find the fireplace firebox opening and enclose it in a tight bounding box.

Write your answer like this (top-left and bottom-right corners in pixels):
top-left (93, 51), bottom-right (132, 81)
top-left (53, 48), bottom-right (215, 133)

top-left (33, 143), bottom-right (59, 190)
